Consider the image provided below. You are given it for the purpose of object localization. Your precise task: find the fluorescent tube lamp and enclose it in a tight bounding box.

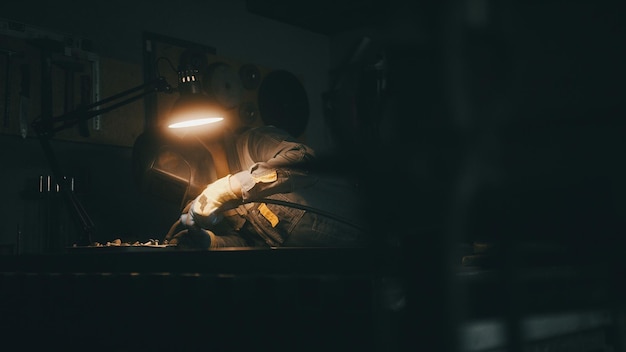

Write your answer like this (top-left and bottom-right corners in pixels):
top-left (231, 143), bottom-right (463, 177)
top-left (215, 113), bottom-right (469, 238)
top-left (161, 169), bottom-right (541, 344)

top-left (167, 67), bottom-right (224, 130)
top-left (168, 117), bottom-right (223, 129)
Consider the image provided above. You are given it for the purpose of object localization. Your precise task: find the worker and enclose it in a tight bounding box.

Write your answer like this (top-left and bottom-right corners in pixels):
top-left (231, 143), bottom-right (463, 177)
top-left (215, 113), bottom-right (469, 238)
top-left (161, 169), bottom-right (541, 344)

top-left (164, 124), bottom-right (371, 249)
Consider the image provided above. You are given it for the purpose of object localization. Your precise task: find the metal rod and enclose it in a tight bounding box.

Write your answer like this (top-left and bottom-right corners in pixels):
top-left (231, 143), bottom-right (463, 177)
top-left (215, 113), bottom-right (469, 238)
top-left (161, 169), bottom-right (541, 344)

top-left (76, 76), bottom-right (170, 112)
top-left (50, 89), bottom-right (154, 132)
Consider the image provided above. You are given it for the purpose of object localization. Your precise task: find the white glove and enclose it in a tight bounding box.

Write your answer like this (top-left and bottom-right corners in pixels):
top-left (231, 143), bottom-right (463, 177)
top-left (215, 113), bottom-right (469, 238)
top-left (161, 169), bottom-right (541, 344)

top-left (182, 175), bottom-right (239, 228)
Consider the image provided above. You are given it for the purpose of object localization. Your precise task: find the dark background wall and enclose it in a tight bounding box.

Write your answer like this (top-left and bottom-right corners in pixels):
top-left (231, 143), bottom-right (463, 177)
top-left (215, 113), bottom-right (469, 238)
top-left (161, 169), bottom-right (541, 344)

top-left (1, 2), bottom-right (626, 352)
top-left (0, 0), bottom-right (353, 251)
top-left (1, 0), bottom-right (625, 259)
top-left (0, 0), bottom-right (413, 252)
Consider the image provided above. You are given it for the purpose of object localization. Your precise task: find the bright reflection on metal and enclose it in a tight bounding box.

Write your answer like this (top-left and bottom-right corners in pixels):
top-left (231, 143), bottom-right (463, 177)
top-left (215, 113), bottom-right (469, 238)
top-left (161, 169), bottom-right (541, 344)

top-left (168, 117), bottom-right (224, 129)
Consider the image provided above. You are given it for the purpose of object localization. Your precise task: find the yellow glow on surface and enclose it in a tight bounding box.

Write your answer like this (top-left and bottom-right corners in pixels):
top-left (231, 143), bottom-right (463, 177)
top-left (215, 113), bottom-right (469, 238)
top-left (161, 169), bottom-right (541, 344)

top-left (168, 117), bottom-right (224, 129)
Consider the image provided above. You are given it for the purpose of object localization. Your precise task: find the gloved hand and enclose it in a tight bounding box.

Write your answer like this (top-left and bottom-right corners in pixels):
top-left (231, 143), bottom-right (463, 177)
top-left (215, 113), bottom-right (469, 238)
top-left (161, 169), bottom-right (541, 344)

top-left (168, 226), bottom-right (214, 249)
top-left (181, 174), bottom-right (239, 228)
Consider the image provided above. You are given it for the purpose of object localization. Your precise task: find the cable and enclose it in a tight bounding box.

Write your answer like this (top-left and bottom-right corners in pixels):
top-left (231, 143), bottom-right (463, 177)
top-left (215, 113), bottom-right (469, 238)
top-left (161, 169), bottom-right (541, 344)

top-left (155, 56), bottom-right (177, 77)
top-left (166, 197), bottom-right (367, 242)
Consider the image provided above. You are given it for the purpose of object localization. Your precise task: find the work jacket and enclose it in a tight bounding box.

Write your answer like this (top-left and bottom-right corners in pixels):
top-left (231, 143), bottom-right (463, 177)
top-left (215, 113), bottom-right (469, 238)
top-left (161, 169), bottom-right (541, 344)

top-left (221, 125), bottom-right (369, 247)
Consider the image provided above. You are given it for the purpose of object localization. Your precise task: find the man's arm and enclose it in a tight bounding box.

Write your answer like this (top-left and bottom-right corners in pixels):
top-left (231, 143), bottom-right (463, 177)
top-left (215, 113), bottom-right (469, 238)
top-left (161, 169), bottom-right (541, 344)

top-left (182, 126), bottom-right (316, 228)
top-left (231, 126), bottom-right (317, 202)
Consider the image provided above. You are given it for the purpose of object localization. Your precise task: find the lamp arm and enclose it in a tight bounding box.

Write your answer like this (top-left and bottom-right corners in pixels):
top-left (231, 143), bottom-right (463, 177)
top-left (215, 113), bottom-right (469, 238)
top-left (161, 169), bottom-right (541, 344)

top-left (47, 87), bottom-right (157, 134)
top-left (32, 76), bottom-right (173, 136)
